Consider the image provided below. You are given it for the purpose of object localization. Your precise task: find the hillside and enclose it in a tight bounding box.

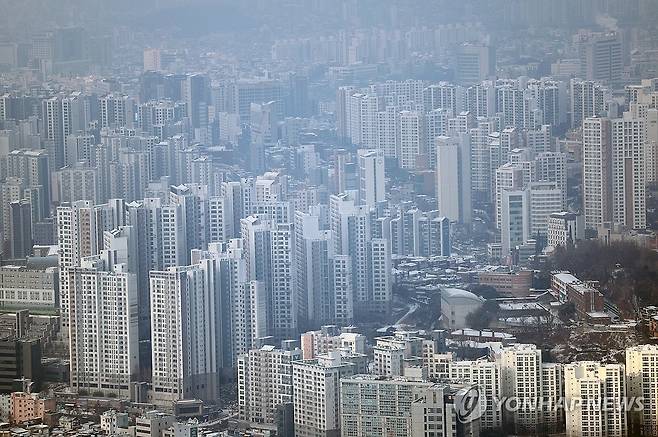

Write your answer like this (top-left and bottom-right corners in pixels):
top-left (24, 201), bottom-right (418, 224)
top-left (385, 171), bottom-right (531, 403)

top-left (543, 240), bottom-right (658, 317)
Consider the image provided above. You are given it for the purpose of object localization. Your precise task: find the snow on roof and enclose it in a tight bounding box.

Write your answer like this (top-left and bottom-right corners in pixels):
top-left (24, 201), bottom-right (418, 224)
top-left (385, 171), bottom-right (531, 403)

top-left (441, 288), bottom-right (484, 302)
top-left (553, 272), bottom-right (579, 283)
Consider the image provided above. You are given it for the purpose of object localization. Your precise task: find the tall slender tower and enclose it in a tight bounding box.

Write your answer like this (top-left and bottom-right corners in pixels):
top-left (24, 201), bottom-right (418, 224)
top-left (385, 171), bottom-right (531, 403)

top-left (582, 117), bottom-right (613, 229)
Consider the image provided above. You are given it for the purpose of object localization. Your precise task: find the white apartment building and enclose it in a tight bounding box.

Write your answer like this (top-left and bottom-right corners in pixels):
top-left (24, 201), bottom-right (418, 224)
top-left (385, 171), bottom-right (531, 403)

top-left (373, 345), bottom-right (405, 377)
top-left (56, 164), bottom-right (101, 204)
top-left (496, 83), bottom-right (527, 130)
top-left (424, 351), bottom-right (453, 381)
top-left (495, 163), bottom-right (524, 229)
top-left (376, 105), bottom-right (398, 159)
top-left (564, 361), bottom-right (627, 437)
top-left (197, 241), bottom-right (266, 368)
top-left (357, 149), bottom-right (385, 208)
top-left (399, 111), bottom-right (426, 169)
top-left (375, 331), bottom-right (425, 359)
top-left (583, 117), bottom-right (613, 229)
top-left (269, 222), bottom-right (295, 338)
top-left (466, 82), bottom-right (496, 117)
top-left (99, 94), bottom-right (134, 130)
top-left (498, 344), bottom-right (563, 435)
top-left (583, 114), bottom-right (647, 231)
top-left (340, 375), bottom-right (435, 437)
top-left (423, 82), bottom-right (465, 115)
top-left (547, 212), bottom-right (585, 249)
top-left (542, 363), bottom-right (565, 433)
top-left (64, 133), bottom-right (94, 167)
top-left (449, 359), bottom-right (502, 430)
top-left (526, 125), bottom-right (554, 154)
top-left (426, 109), bottom-right (449, 167)
top-left (646, 108), bottom-right (658, 184)
top-left (436, 134), bottom-right (472, 225)
top-left (68, 253), bottom-right (138, 398)
top-left (237, 344), bottom-right (302, 425)
top-left (331, 255), bottom-right (353, 324)
top-left (300, 326), bottom-right (366, 360)
top-left (570, 79), bottom-right (611, 129)
top-left (611, 114), bottom-right (646, 230)
top-left (207, 196), bottom-right (227, 244)
top-left (469, 119), bottom-right (497, 199)
top-left (341, 375), bottom-right (480, 437)
top-left (57, 199), bottom-right (126, 335)
top-left (410, 382), bottom-right (481, 437)
top-left (528, 182), bottom-right (564, 237)
top-left (330, 193), bottom-right (391, 317)
top-left (527, 79), bottom-right (568, 129)
top-left (294, 211), bottom-right (333, 326)
top-left (358, 94), bottom-right (380, 151)
top-left (149, 261), bottom-right (223, 405)
top-left (41, 96), bottom-right (64, 169)
top-left (535, 151), bottom-right (568, 208)
top-left (626, 344), bottom-right (658, 435)
top-left (292, 352), bottom-right (359, 437)
top-left (241, 216), bottom-right (297, 339)
top-left (369, 238), bottom-right (392, 314)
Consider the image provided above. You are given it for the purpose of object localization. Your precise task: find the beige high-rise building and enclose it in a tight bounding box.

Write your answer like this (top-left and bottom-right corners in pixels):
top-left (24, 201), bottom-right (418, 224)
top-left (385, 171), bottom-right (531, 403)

top-left (583, 111), bottom-right (647, 231)
top-left (300, 326), bottom-right (366, 360)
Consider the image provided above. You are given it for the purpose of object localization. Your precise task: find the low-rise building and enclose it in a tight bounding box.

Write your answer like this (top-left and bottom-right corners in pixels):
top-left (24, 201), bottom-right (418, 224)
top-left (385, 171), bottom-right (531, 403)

top-left (550, 272), bottom-right (604, 316)
top-left (100, 410), bottom-right (129, 435)
top-left (440, 288), bottom-right (484, 329)
top-left (10, 392), bottom-right (55, 424)
top-left (477, 268), bottom-right (533, 297)
top-left (135, 411), bottom-right (175, 437)
top-left (0, 266), bottom-right (58, 312)
top-left (550, 272), bottom-right (580, 302)
top-left (300, 326), bottom-right (366, 360)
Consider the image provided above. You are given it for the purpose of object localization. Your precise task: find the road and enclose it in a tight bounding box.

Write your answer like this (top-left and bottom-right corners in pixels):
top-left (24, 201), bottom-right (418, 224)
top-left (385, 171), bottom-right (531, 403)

top-left (395, 303), bottom-right (419, 325)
